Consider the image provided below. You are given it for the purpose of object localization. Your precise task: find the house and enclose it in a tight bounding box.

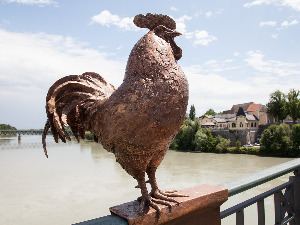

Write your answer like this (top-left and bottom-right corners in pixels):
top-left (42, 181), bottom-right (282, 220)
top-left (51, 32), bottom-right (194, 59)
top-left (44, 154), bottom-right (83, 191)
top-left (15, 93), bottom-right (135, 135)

top-left (199, 115), bottom-right (216, 128)
top-left (227, 107), bottom-right (259, 130)
top-left (223, 102), bottom-right (254, 114)
top-left (245, 104), bottom-right (270, 125)
top-left (213, 118), bottom-right (228, 129)
top-left (200, 102), bottom-right (271, 130)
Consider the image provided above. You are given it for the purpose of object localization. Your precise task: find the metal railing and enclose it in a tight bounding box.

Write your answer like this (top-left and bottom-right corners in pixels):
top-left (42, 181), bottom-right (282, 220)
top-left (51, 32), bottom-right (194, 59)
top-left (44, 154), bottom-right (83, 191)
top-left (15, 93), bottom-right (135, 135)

top-left (74, 158), bottom-right (300, 225)
top-left (220, 158), bottom-right (300, 225)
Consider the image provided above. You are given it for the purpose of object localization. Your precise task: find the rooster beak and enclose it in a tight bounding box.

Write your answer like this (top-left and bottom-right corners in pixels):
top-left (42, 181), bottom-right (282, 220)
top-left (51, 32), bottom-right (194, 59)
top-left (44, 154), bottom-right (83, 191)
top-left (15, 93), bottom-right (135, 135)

top-left (173, 30), bottom-right (182, 37)
top-left (169, 30), bottom-right (182, 37)
top-left (166, 29), bottom-right (182, 38)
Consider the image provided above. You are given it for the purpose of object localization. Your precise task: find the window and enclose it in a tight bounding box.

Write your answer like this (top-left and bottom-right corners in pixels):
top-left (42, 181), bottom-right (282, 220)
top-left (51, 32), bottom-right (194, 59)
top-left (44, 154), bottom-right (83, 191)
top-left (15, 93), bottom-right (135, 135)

top-left (240, 122), bottom-right (243, 127)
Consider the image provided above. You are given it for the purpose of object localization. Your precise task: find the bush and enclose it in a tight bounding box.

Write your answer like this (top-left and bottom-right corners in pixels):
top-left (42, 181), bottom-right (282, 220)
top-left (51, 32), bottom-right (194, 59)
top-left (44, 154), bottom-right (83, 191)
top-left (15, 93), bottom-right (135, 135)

top-left (0, 124), bottom-right (17, 130)
top-left (171, 117), bottom-right (231, 153)
top-left (85, 131), bottom-right (94, 141)
top-left (215, 136), bottom-right (230, 153)
top-left (291, 124), bottom-right (300, 155)
top-left (260, 123), bottom-right (294, 156)
top-left (235, 141), bottom-right (241, 152)
top-left (171, 118), bottom-right (200, 150)
top-left (193, 129), bottom-right (207, 151)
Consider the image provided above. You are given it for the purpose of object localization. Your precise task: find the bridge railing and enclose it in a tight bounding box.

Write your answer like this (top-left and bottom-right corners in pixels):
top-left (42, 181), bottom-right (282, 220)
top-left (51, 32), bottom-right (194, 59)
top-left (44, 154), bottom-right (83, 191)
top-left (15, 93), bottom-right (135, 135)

top-left (74, 158), bottom-right (300, 225)
top-left (220, 158), bottom-right (300, 225)
top-left (0, 129), bottom-right (72, 136)
top-left (0, 129), bottom-right (46, 135)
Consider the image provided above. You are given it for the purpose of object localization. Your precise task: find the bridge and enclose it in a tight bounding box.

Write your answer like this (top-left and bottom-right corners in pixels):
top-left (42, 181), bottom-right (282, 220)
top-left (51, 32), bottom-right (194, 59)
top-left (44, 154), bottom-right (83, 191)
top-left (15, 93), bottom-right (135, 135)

top-left (74, 158), bottom-right (300, 225)
top-left (0, 129), bottom-right (48, 135)
top-left (0, 129), bottom-right (72, 136)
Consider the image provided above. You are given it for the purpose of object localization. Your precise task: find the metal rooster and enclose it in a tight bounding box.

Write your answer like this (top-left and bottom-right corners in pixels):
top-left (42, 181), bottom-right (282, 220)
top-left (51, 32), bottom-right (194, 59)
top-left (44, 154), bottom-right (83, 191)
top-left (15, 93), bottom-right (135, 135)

top-left (42, 13), bottom-right (189, 215)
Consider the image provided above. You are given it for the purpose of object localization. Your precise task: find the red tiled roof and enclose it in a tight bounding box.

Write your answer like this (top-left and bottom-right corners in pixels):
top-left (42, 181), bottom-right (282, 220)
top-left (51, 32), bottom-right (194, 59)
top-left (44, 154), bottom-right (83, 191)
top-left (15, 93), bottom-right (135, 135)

top-left (223, 102), bottom-right (253, 114)
top-left (246, 104), bottom-right (261, 112)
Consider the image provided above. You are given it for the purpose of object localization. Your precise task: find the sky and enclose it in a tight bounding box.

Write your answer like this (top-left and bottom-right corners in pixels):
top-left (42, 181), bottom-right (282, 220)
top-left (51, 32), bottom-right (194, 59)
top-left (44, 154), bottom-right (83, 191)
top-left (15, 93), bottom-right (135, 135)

top-left (0, 0), bottom-right (299, 129)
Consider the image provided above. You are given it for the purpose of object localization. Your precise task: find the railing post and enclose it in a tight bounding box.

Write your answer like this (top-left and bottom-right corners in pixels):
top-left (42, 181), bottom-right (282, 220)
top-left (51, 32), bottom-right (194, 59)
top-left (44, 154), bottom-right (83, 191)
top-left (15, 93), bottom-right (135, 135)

top-left (290, 169), bottom-right (300, 225)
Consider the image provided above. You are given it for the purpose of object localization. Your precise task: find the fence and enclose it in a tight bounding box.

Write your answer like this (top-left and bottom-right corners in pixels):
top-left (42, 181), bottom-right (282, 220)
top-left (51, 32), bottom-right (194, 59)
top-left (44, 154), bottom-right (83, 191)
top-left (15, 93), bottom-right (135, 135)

top-left (74, 158), bottom-right (300, 225)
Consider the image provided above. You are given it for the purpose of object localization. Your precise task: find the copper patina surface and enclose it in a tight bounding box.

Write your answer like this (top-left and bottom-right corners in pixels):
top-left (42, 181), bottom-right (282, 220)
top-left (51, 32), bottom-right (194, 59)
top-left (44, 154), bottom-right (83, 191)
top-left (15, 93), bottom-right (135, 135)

top-left (42, 13), bottom-right (189, 215)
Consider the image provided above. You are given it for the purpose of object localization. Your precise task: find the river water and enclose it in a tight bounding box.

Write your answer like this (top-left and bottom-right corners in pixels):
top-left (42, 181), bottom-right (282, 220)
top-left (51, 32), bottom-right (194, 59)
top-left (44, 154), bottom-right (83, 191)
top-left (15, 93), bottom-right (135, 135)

top-left (0, 135), bottom-right (294, 225)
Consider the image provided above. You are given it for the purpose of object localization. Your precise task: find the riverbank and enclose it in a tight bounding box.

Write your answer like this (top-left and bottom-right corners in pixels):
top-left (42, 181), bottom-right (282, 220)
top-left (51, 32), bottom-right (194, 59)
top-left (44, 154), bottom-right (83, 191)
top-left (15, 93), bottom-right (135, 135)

top-left (170, 146), bottom-right (300, 158)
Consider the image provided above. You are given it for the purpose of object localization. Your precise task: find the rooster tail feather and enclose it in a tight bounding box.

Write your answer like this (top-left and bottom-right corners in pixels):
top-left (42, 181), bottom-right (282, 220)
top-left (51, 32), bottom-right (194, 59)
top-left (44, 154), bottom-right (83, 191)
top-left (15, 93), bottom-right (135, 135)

top-left (43, 72), bottom-right (115, 156)
top-left (42, 119), bottom-right (50, 158)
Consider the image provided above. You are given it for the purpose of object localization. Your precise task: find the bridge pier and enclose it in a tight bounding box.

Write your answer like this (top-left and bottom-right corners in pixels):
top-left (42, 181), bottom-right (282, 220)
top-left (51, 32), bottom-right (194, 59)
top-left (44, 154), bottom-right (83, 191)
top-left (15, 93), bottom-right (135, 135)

top-left (18, 133), bottom-right (22, 143)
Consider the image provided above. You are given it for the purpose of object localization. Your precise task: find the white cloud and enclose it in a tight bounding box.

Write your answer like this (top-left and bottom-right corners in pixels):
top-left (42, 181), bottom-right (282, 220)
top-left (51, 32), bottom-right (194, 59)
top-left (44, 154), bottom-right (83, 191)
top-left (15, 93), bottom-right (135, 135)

top-left (3, 0), bottom-right (57, 6)
top-left (234, 52), bottom-right (240, 57)
top-left (205, 11), bottom-right (212, 18)
top-left (244, 0), bottom-right (276, 8)
top-left (91, 10), bottom-right (138, 31)
top-left (282, 0), bottom-right (300, 11)
top-left (183, 65), bottom-right (268, 115)
top-left (245, 50), bottom-right (300, 76)
top-left (174, 15), bottom-right (192, 34)
top-left (170, 6), bottom-right (178, 11)
top-left (0, 28), bottom-right (126, 128)
top-left (183, 55), bottom-right (299, 115)
top-left (186, 30), bottom-right (217, 46)
top-left (259, 21), bottom-right (277, 27)
top-left (244, 0), bottom-right (300, 11)
top-left (281, 19), bottom-right (299, 27)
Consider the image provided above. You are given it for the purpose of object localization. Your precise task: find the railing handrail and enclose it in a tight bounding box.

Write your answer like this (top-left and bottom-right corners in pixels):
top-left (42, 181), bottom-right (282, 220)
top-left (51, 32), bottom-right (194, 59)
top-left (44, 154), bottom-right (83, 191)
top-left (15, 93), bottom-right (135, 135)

top-left (219, 158), bottom-right (300, 197)
top-left (75, 158), bottom-right (300, 224)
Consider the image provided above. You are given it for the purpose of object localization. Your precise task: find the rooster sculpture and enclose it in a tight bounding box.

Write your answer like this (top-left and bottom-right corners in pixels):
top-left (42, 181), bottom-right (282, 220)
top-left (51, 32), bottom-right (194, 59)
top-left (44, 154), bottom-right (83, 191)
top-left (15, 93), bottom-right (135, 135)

top-left (42, 13), bottom-right (189, 215)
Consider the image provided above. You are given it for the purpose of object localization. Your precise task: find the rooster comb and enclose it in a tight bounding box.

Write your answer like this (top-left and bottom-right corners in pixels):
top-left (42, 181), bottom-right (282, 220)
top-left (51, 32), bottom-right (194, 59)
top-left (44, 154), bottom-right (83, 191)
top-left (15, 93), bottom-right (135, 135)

top-left (134, 13), bottom-right (176, 31)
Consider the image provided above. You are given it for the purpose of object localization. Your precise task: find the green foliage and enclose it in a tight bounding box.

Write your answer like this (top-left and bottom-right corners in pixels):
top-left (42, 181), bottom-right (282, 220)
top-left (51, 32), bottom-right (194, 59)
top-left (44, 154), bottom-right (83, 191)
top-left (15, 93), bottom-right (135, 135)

top-left (286, 89), bottom-right (300, 124)
top-left (189, 104), bottom-right (196, 121)
top-left (291, 124), bottom-right (300, 153)
top-left (0, 124), bottom-right (17, 130)
top-left (85, 131), bottom-right (94, 141)
top-left (260, 123), bottom-right (299, 156)
top-left (267, 90), bottom-right (287, 122)
top-left (203, 108), bottom-right (216, 117)
top-left (193, 129), bottom-right (207, 151)
top-left (171, 118), bottom-right (199, 150)
top-left (201, 129), bottom-right (217, 152)
top-left (171, 118), bottom-right (230, 153)
top-left (235, 141), bottom-right (241, 153)
top-left (227, 147), bottom-right (260, 155)
top-left (215, 136), bottom-right (230, 153)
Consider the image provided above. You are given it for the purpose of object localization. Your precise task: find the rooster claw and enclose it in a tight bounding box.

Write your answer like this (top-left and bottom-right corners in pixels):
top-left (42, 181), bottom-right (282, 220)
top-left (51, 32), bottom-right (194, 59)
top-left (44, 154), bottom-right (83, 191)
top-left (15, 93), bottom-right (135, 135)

top-left (138, 195), bottom-right (162, 218)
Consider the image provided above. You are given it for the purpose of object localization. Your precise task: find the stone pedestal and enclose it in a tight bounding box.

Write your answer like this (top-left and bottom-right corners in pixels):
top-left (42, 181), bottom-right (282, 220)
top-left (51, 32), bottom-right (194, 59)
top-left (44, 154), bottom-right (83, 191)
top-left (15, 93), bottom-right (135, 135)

top-left (110, 184), bottom-right (228, 225)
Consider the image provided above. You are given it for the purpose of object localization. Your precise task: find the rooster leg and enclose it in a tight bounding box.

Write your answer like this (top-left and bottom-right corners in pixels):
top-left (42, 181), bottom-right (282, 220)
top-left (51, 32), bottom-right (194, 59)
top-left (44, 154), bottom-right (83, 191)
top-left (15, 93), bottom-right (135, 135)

top-left (147, 167), bottom-right (188, 206)
top-left (136, 175), bottom-right (162, 216)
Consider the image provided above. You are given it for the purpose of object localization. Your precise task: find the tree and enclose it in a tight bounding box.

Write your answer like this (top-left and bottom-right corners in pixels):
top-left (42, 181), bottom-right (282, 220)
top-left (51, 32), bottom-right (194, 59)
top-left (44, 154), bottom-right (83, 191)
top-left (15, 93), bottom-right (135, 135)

top-left (0, 124), bottom-right (17, 130)
top-left (260, 124), bottom-right (292, 156)
top-left (171, 118), bottom-right (200, 150)
top-left (286, 89), bottom-right (300, 124)
top-left (203, 108), bottom-right (216, 116)
top-left (267, 90), bottom-right (287, 123)
top-left (291, 124), bottom-right (300, 153)
top-left (189, 104), bottom-right (196, 120)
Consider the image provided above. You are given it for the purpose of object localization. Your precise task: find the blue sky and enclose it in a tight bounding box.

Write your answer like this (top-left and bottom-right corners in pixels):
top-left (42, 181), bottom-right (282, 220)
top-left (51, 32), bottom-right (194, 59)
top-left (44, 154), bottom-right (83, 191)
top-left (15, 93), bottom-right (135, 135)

top-left (0, 0), bottom-right (299, 129)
